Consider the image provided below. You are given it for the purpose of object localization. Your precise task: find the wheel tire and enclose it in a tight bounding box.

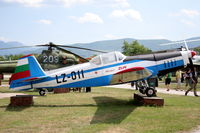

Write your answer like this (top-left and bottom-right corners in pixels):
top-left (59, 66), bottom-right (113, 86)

top-left (145, 87), bottom-right (155, 97)
top-left (39, 89), bottom-right (46, 96)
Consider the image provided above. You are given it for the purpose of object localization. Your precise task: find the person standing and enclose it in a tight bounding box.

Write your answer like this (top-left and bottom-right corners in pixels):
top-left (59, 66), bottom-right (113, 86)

top-left (165, 73), bottom-right (171, 91)
top-left (185, 68), bottom-right (199, 97)
top-left (175, 70), bottom-right (182, 91)
top-left (184, 69), bottom-right (190, 90)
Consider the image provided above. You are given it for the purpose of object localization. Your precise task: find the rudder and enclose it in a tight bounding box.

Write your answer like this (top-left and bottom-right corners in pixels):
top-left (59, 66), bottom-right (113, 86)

top-left (10, 54), bottom-right (46, 90)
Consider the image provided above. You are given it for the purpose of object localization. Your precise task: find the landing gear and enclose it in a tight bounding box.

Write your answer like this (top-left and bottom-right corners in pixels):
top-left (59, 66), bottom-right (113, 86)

top-left (136, 80), bottom-right (157, 97)
top-left (39, 89), bottom-right (46, 96)
top-left (145, 87), bottom-right (156, 97)
top-left (139, 86), bottom-right (145, 94)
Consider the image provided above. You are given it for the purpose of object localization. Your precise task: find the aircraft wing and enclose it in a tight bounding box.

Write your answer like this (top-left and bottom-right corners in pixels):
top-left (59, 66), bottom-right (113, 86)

top-left (110, 67), bottom-right (153, 85)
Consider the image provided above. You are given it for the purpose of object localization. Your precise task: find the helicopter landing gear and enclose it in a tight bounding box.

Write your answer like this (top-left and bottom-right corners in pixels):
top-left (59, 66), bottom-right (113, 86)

top-left (136, 80), bottom-right (156, 97)
top-left (39, 89), bottom-right (46, 96)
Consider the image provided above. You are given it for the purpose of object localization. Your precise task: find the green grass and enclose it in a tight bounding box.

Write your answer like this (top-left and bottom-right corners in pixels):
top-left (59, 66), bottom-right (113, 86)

top-left (0, 87), bottom-right (200, 133)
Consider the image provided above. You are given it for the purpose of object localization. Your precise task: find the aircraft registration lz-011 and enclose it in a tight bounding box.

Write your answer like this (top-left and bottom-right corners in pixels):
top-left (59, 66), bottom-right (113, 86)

top-left (10, 49), bottom-right (196, 97)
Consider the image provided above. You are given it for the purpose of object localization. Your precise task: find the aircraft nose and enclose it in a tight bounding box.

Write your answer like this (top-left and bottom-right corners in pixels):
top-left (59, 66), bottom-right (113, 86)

top-left (191, 51), bottom-right (197, 57)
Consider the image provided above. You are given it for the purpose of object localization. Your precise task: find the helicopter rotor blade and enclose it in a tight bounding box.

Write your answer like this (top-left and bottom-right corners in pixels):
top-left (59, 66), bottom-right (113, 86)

top-left (0, 42), bottom-right (107, 53)
top-left (0, 46), bottom-right (35, 50)
top-left (55, 45), bottom-right (107, 53)
top-left (55, 46), bottom-right (89, 62)
top-left (37, 43), bottom-right (107, 53)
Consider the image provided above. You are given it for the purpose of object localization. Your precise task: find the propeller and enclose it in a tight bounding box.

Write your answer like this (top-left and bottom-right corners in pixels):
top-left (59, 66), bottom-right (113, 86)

top-left (160, 39), bottom-right (198, 79)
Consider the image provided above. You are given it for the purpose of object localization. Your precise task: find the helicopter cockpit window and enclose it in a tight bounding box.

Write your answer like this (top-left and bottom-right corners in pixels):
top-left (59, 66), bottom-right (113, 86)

top-left (90, 56), bottom-right (101, 65)
top-left (101, 52), bottom-right (117, 65)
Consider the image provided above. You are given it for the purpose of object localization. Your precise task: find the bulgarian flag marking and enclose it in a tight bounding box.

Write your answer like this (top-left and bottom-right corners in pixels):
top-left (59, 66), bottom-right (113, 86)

top-left (11, 58), bottom-right (31, 81)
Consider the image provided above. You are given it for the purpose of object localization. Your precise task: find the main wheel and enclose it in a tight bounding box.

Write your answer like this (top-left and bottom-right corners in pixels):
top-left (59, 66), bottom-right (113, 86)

top-left (145, 87), bottom-right (156, 97)
top-left (39, 89), bottom-right (46, 96)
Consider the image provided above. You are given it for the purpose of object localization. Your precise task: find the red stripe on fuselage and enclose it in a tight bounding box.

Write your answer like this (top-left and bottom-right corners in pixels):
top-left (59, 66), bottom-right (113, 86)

top-left (11, 70), bottom-right (31, 81)
top-left (24, 77), bottom-right (39, 81)
top-left (116, 67), bottom-right (144, 74)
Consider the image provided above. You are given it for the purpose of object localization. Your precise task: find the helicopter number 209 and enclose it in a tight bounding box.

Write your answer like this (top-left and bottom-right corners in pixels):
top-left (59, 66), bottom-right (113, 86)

top-left (43, 55), bottom-right (59, 63)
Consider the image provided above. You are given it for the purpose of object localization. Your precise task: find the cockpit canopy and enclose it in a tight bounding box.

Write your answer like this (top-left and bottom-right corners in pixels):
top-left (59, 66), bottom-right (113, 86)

top-left (90, 51), bottom-right (126, 65)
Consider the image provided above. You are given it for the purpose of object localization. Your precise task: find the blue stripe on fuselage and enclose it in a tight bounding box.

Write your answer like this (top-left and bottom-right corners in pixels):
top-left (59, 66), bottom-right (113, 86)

top-left (146, 59), bottom-right (184, 76)
top-left (49, 75), bottom-right (113, 88)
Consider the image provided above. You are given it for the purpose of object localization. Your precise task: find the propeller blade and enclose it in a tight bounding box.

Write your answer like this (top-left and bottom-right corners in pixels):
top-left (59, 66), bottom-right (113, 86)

top-left (184, 40), bottom-right (189, 51)
top-left (160, 38), bottom-right (200, 46)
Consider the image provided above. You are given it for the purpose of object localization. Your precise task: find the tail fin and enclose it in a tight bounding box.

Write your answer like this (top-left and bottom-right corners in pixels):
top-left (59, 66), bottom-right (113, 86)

top-left (10, 55), bottom-right (46, 90)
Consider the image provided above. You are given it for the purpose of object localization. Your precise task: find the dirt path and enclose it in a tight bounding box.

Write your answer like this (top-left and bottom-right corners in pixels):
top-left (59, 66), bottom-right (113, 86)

top-left (107, 84), bottom-right (200, 96)
top-left (0, 93), bottom-right (26, 99)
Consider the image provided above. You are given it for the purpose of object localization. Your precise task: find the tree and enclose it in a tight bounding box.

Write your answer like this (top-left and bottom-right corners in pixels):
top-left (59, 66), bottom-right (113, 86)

top-left (194, 47), bottom-right (200, 55)
top-left (0, 56), bottom-right (4, 61)
top-left (122, 40), bottom-right (152, 56)
top-left (0, 54), bottom-right (25, 61)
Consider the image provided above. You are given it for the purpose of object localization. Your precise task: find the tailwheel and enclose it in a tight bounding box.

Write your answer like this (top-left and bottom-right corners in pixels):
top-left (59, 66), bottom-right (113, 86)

top-left (39, 89), bottom-right (46, 96)
top-left (145, 87), bottom-right (156, 97)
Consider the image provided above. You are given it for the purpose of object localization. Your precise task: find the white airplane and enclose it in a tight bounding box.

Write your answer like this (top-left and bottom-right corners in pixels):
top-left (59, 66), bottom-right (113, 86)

top-left (9, 48), bottom-right (196, 97)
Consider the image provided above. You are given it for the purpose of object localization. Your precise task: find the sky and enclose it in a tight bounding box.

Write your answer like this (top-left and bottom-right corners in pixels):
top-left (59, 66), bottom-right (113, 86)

top-left (0, 0), bottom-right (200, 45)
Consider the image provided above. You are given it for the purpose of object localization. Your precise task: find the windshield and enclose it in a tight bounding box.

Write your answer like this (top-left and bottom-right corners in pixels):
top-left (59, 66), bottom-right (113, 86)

top-left (115, 51), bottom-right (126, 61)
top-left (90, 51), bottom-right (125, 65)
top-left (101, 52), bottom-right (117, 64)
top-left (90, 56), bottom-right (101, 65)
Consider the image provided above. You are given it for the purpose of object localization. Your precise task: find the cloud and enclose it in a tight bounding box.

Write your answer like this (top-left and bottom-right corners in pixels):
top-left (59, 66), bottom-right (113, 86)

top-left (38, 19), bottom-right (52, 25)
top-left (3, 0), bottom-right (44, 7)
top-left (58, 0), bottom-right (92, 7)
top-left (169, 9), bottom-right (199, 18)
top-left (112, 0), bottom-right (130, 8)
top-left (180, 19), bottom-right (195, 26)
top-left (110, 9), bottom-right (142, 21)
top-left (181, 9), bottom-right (199, 18)
top-left (70, 13), bottom-right (104, 24)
